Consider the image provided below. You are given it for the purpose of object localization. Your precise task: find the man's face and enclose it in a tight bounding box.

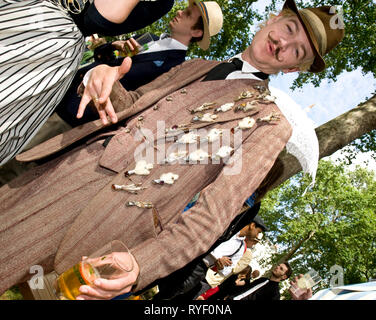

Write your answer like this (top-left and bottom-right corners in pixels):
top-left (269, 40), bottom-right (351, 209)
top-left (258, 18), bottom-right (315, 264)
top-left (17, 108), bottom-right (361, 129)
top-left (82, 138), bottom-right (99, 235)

top-left (243, 223), bottom-right (263, 240)
top-left (272, 263), bottom-right (288, 279)
top-left (245, 14), bottom-right (315, 74)
top-left (169, 5), bottom-right (202, 38)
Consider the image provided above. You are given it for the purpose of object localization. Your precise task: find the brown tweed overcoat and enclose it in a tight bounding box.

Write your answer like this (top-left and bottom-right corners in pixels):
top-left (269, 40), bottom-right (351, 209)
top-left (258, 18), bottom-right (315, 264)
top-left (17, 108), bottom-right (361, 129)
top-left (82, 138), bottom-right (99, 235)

top-left (0, 59), bottom-right (292, 294)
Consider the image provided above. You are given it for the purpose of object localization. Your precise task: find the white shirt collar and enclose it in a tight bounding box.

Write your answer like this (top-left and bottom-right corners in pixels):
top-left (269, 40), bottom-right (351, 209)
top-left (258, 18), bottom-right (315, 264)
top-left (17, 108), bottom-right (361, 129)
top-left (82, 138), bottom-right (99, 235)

top-left (159, 33), bottom-right (170, 40)
top-left (139, 33), bottom-right (188, 54)
top-left (225, 53), bottom-right (265, 81)
top-left (235, 232), bottom-right (246, 241)
top-left (233, 53), bottom-right (262, 74)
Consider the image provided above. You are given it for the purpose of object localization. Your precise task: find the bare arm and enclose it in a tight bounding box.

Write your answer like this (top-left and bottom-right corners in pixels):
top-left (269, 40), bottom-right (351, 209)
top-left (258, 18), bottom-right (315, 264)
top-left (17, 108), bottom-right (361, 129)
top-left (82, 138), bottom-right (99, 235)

top-left (94, 0), bottom-right (140, 24)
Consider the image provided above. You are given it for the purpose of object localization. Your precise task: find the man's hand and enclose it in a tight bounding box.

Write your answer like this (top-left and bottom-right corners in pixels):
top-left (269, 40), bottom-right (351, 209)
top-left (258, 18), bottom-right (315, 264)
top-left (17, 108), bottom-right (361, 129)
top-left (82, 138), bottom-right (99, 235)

top-left (111, 40), bottom-right (126, 52)
top-left (87, 35), bottom-right (107, 50)
top-left (235, 277), bottom-right (246, 286)
top-left (215, 256), bottom-right (232, 270)
top-left (289, 274), bottom-right (313, 300)
top-left (112, 38), bottom-right (138, 55)
top-left (76, 252), bottom-right (140, 300)
top-left (77, 57), bottom-right (132, 125)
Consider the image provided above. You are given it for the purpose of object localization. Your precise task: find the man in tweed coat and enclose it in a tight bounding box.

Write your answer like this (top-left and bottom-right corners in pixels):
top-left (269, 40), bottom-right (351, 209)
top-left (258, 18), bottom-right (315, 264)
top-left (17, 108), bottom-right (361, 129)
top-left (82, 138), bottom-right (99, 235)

top-left (0, 0), bottom-right (344, 299)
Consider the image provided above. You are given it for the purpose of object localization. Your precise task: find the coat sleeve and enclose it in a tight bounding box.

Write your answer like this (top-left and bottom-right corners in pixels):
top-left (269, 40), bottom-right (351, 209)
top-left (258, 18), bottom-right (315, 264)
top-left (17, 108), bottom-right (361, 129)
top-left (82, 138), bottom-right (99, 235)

top-left (131, 113), bottom-right (293, 291)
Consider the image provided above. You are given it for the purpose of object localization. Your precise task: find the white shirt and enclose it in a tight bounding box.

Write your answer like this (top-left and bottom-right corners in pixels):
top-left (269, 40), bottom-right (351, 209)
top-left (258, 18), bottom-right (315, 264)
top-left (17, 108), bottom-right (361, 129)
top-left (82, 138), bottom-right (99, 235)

top-left (226, 54), bottom-right (319, 188)
top-left (205, 233), bottom-right (246, 278)
top-left (138, 33), bottom-right (188, 55)
top-left (225, 53), bottom-right (263, 81)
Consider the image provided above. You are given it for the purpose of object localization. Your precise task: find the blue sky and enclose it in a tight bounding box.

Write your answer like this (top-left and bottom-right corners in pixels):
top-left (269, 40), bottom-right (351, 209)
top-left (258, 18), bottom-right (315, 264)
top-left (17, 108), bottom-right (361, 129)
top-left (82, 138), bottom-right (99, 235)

top-left (269, 69), bottom-right (376, 127)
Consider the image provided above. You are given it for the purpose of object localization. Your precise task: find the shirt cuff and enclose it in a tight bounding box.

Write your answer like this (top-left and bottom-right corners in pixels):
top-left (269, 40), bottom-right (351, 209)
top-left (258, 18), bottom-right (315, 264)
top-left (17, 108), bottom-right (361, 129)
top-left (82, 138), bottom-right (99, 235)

top-left (82, 69), bottom-right (94, 87)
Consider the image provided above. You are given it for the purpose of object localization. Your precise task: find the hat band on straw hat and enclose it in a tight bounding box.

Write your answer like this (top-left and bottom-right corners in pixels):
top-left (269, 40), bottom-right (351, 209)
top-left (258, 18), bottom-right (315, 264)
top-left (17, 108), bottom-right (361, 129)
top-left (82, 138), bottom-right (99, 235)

top-left (189, 0), bottom-right (223, 50)
top-left (299, 9), bottom-right (328, 55)
top-left (197, 1), bottom-right (209, 26)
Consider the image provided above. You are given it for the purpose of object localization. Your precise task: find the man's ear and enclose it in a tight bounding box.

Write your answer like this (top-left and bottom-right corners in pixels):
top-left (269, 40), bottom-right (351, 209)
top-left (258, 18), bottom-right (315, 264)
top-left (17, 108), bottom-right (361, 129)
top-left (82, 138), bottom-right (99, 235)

top-left (191, 28), bottom-right (203, 38)
top-left (282, 67), bottom-right (300, 74)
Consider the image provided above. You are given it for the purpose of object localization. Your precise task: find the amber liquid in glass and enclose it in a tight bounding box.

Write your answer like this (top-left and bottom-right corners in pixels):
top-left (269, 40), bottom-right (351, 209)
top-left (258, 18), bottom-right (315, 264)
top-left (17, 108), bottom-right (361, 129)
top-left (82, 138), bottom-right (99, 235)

top-left (56, 261), bottom-right (99, 300)
top-left (125, 46), bottom-right (140, 58)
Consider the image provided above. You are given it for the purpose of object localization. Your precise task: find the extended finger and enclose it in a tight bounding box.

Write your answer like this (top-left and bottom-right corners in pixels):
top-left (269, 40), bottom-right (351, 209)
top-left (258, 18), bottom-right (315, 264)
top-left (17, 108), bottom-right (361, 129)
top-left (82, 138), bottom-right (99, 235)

top-left (129, 38), bottom-right (138, 50)
top-left (125, 39), bottom-right (135, 52)
top-left (77, 92), bottom-right (93, 119)
top-left (97, 108), bottom-right (109, 125)
top-left (104, 98), bottom-right (117, 123)
top-left (98, 77), bottom-right (116, 106)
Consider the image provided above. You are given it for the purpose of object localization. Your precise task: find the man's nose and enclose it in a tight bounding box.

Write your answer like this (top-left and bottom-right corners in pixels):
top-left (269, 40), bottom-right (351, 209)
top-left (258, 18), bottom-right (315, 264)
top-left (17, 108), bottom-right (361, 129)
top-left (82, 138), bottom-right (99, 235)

top-left (278, 37), bottom-right (289, 51)
top-left (279, 35), bottom-right (296, 52)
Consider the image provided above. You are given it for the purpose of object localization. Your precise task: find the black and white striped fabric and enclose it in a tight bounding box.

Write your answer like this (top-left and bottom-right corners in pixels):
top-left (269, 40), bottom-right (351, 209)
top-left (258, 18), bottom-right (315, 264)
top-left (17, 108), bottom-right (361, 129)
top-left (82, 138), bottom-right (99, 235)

top-left (0, 0), bottom-right (84, 165)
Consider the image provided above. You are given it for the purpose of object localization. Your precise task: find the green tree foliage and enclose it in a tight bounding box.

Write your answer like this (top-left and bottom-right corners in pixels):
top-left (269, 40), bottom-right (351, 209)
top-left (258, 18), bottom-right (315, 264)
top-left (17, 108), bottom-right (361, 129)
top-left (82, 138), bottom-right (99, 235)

top-left (259, 160), bottom-right (376, 293)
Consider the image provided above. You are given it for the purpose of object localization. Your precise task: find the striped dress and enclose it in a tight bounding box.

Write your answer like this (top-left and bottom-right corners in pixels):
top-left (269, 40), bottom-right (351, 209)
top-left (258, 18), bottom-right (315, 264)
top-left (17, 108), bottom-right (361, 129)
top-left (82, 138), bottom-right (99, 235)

top-left (0, 0), bottom-right (84, 165)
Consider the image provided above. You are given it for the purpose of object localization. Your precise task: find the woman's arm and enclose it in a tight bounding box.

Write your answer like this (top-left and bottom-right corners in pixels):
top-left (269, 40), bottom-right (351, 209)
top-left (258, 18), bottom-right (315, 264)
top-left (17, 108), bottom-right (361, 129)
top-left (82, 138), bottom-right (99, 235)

top-left (94, 0), bottom-right (140, 23)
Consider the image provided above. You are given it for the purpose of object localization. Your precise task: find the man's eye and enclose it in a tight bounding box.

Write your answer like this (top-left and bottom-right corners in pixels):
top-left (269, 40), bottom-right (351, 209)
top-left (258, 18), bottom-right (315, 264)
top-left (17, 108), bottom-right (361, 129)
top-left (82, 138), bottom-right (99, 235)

top-left (287, 25), bottom-right (292, 33)
top-left (295, 49), bottom-right (299, 58)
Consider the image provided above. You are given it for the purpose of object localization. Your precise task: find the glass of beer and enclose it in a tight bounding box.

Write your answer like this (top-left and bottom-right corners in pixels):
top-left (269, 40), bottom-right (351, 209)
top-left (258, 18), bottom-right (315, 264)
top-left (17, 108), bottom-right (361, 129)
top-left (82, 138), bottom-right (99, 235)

top-left (123, 32), bottom-right (155, 57)
top-left (289, 269), bottom-right (322, 298)
top-left (297, 269), bottom-right (321, 289)
top-left (55, 240), bottom-right (133, 300)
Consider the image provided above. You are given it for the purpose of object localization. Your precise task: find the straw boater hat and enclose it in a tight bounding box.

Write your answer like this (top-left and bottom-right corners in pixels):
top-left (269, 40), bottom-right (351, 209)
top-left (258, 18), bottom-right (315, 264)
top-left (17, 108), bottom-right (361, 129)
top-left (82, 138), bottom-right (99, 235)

top-left (189, 0), bottom-right (223, 50)
top-left (283, 0), bottom-right (345, 73)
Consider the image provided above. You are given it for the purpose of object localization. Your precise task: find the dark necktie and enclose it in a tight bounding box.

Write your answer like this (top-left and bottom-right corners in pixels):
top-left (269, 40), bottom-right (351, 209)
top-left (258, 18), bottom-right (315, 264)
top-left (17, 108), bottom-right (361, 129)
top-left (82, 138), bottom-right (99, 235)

top-left (203, 58), bottom-right (268, 81)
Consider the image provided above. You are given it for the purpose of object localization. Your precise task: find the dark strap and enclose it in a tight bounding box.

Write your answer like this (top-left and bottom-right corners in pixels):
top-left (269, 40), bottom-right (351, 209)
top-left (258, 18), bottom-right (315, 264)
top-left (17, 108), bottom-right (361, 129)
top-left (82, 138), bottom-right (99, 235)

top-left (252, 71), bottom-right (269, 80)
top-left (203, 58), bottom-right (244, 81)
top-left (228, 241), bottom-right (244, 258)
top-left (203, 58), bottom-right (269, 81)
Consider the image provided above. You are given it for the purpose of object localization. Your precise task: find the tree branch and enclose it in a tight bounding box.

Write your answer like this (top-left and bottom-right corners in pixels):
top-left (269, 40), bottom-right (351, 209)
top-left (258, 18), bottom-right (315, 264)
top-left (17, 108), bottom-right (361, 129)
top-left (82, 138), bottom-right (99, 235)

top-left (268, 95), bottom-right (376, 191)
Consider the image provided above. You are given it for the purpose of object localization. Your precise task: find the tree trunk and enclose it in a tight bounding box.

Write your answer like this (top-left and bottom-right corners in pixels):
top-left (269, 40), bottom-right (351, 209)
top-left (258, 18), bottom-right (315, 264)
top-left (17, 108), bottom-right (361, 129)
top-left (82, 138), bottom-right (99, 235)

top-left (269, 94), bottom-right (376, 190)
top-left (279, 230), bottom-right (316, 264)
